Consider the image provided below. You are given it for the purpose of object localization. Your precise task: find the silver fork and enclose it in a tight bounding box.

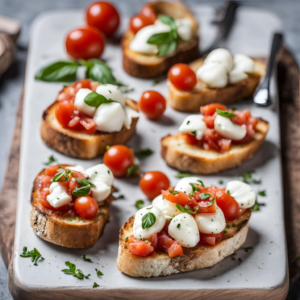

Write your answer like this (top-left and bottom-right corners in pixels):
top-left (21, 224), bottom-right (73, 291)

top-left (253, 33), bottom-right (283, 106)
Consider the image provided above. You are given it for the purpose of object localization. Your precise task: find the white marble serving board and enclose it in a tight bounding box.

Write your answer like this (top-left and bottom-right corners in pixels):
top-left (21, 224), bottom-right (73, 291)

top-left (13, 4), bottom-right (286, 294)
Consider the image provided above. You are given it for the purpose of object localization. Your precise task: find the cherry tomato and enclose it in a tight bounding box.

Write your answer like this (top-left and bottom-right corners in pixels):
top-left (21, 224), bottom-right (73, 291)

top-left (215, 190), bottom-right (240, 221)
top-left (200, 103), bottom-right (226, 116)
top-left (103, 145), bottom-right (134, 177)
top-left (140, 171), bottom-right (170, 200)
top-left (129, 14), bottom-right (153, 34)
top-left (86, 2), bottom-right (120, 38)
top-left (168, 64), bottom-right (197, 90)
top-left (74, 196), bottom-right (98, 219)
top-left (139, 91), bottom-right (166, 119)
top-left (65, 27), bottom-right (105, 59)
top-left (140, 4), bottom-right (157, 23)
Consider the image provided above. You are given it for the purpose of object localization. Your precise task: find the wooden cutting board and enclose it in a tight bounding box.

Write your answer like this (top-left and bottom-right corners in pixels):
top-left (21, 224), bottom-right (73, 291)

top-left (0, 46), bottom-right (299, 298)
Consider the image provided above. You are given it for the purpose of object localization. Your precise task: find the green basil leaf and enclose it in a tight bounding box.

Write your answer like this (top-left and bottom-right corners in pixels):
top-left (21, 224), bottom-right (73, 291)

top-left (51, 171), bottom-right (68, 182)
top-left (158, 15), bottom-right (175, 26)
top-left (82, 59), bottom-right (124, 86)
top-left (258, 190), bottom-right (266, 196)
top-left (83, 255), bottom-right (92, 262)
top-left (175, 203), bottom-right (196, 214)
top-left (135, 148), bottom-right (153, 159)
top-left (142, 212), bottom-right (156, 229)
top-left (35, 61), bottom-right (79, 82)
top-left (126, 165), bottom-right (138, 177)
top-left (175, 172), bottom-right (192, 178)
top-left (200, 193), bottom-right (211, 200)
top-left (189, 183), bottom-right (199, 193)
top-left (157, 40), bottom-right (177, 56)
top-left (243, 246), bottom-right (253, 252)
top-left (72, 185), bottom-right (91, 197)
top-left (197, 180), bottom-right (205, 187)
top-left (207, 196), bottom-right (216, 206)
top-left (135, 200), bottom-right (145, 210)
top-left (20, 247), bottom-right (44, 266)
top-left (65, 261), bottom-right (76, 272)
top-left (147, 32), bottom-right (172, 45)
top-left (216, 108), bottom-right (236, 118)
top-left (169, 190), bottom-right (178, 195)
top-left (93, 282), bottom-right (100, 288)
top-left (75, 178), bottom-right (96, 188)
top-left (84, 92), bottom-right (116, 107)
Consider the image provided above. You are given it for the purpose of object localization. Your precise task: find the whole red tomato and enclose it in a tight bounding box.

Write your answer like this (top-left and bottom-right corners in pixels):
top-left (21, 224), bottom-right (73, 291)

top-left (168, 64), bottom-right (197, 90)
top-left (139, 91), bottom-right (166, 119)
top-left (140, 171), bottom-right (170, 200)
top-left (86, 2), bottom-right (120, 38)
top-left (129, 14), bottom-right (153, 34)
top-left (103, 145), bottom-right (135, 177)
top-left (65, 27), bottom-right (105, 59)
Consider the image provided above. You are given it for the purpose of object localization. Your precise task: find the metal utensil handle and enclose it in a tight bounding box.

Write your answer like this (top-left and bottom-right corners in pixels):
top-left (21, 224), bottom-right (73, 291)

top-left (264, 33), bottom-right (283, 87)
top-left (201, 1), bottom-right (239, 57)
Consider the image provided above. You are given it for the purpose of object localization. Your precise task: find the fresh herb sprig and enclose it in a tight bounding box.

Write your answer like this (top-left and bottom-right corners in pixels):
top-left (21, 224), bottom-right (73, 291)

top-left (95, 268), bottom-right (104, 276)
top-left (175, 172), bottom-right (192, 178)
top-left (135, 148), bottom-right (153, 159)
top-left (216, 108), bottom-right (236, 118)
top-left (175, 203), bottom-right (197, 214)
top-left (61, 261), bottom-right (90, 279)
top-left (20, 247), bottom-right (44, 266)
top-left (83, 255), bottom-right (92, 262)
top-left (93, 282), bottom-right (100, 288)
top-left (45, 155), bottom-right (56, 166)
top-left (147, 15), bottom-right (179, 56)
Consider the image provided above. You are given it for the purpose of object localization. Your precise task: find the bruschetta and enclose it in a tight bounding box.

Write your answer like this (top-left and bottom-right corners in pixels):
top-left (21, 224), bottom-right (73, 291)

top-left (167, 48), bottom-right (266, 112)
top-left (30, 163), bottom-right (115, 248)
top-left (40, 79), bottom-right (139, 159)
top-left (122, 1), bottom-right (199, 78)
top-left (161, 103), bottom-right (269, 174)
top-left (117, 177), bottom-right (254, 277)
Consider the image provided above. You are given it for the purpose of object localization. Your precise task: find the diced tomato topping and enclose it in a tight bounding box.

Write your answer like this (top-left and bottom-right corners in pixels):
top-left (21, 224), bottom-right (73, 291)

top-left (157, 232), bottom-right (184, 257)
top-left (215, 190), bottom-right (240, 221)
top-left (184, 103), bottom-right (258, 152)
top-left (150, 233), bottom-right (158, 249)
top-left (126, 235), bottom-right (154, 257)
top-left (200, 103), bottom-right (226, 116)
top-left (162, 219), bottom-right (170, 232)
top-left (73, 79), bottom-right (92, 92)
top-left (162, 188), bottom-right (198, 210)
top-left (55, 102), bottom-right (96, 134)
top-left (198, 232), bottom-right (223, 246)
top-left (45, 165), bottom-right (59, 177)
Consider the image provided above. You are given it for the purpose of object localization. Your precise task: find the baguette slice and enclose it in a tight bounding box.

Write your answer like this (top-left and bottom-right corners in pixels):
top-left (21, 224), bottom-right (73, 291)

top-left (167, 58), bottom-right (266, 112)
top-left (40, 98), bottom-right (138, 159)
top-left (122, 1), bottom-right (200, 78)
top-left (117, 209), bottom-right (251, 277)
top-left (30, 168), bottom-right (115, 248)
top-left (161, 120), bottom-right (269, 174)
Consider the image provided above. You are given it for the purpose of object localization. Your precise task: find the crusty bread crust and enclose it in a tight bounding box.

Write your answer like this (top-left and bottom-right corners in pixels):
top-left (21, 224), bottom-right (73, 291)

top-left (40, 98), bottom-right (138, 159)
top-left (122, 1), bottom-right (200, 78)
top-left (161, 120), bottom-right (269, 174)
top-left (167, 58), bottom-right (266, 112)
top-left (117, 209), bottom-right (251, 277)
top-left (30, 168), bottom-right (114, 248)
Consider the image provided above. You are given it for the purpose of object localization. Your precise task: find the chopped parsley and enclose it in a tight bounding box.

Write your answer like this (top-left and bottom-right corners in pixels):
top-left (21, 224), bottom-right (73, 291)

top-left (177, 223), bottom-right (181, 228)
top-left (61, 261), bottom-right (90, 279)
top-left (219, 180), bottom-right (224, 184)
top-left (135, 148), bottom-right (153, 159)
top-left (93, 282), bottom-right (100, 288)
top-left (126, 165), bottom-right (138, 177)
top-left (95, 268), bottom-right (104, 276)
top-left (135, 200), bottom-right (144, 210)
top-left (20, 247), bottom-right (44, 266)
top-left (243, 246), bottom-right (253, 252)
top-left (258, 190), bottom-right (266, 196)
top-left (83, 255), bottom-right (92, 262)
top-left (175, 172), bottom-right (192, 178)
top-left (169, 190), bottom-right (179, 195)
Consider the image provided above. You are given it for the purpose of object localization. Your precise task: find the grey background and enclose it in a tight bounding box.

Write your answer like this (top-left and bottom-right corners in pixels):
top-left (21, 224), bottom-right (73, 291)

top-left (0, 0), bottom-right (299, 299)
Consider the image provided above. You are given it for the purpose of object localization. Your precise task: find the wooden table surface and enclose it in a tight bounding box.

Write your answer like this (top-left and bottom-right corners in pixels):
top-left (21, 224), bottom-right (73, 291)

top-left (0, 46), bottom-right (299, 291)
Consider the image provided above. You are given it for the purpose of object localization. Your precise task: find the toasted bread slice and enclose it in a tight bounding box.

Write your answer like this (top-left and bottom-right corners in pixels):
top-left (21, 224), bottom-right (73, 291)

top-left (122, 1), bottom-right (200, 78)
top-left (30, 168), bottom-right (115, 248)
top-left (117, 209), bottom-right (251, 277)
top-left (161, 120), bottom-right (269, 174)
top-left (167, 58), bottom-right (266, 112)
top-left (40, 98), bottom-right (138, 159)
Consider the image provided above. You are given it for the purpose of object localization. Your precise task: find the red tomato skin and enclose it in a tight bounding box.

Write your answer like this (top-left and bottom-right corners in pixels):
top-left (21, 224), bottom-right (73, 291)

top-left (157, 231), bottom-right (184, 257)
top-left (198, 232), bottom-right (223, 246)
top-left (140, 4), bottom-right (157, 23)
top-left (139, 171), bottom-right (170, 200)
top-left (74, 196), bottom-right (98, 219)
top-left (150, 233), bottom-right (158, 249)
top-left (162, 188), bottom-right (198, 209)
top-left (130, 14), bottom-right (153, 33)
top-left (65, 27), bottom-right (105, 59)
top-left (138, 91), bottom-right (166, 119)
top-left (45, 165), bottom-right (59, 177)
top-left (86, 2), bottom-right (120, 38)
top-left (168, 64), bottom-right (197, 90)
top-left (200, 103), bottom-right (227, 116)
top-left (215, 190), bottom-right (240, 221)
top-left (103, 145), bottom-right (134, 177)
top-left (74, 79), bottom-right (92, 91)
